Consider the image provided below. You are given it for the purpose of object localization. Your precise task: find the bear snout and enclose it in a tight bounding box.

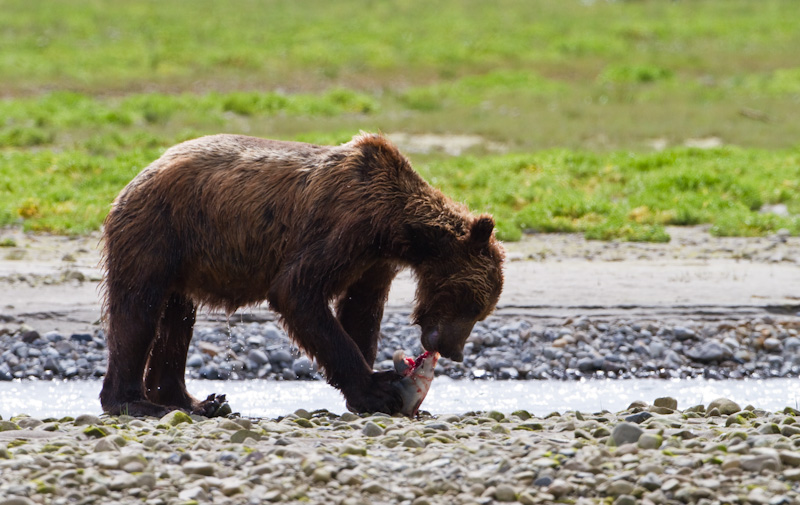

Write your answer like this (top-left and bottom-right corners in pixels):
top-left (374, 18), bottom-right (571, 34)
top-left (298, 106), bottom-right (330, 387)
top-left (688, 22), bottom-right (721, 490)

top-left (421, 326), bottom-right (466, 362)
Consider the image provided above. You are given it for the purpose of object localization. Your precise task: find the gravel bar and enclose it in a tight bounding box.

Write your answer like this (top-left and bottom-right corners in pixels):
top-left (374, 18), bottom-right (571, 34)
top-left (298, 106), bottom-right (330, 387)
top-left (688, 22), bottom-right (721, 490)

top-left (3, 397), bottom-right (800, 504)
top-left (3, 314), bottom-right (800, 383)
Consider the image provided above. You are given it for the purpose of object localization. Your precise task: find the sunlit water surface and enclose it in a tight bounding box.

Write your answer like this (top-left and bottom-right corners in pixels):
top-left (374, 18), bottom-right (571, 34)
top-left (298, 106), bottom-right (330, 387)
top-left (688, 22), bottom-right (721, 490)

top-left (1, 378), bottom-right (798, 419)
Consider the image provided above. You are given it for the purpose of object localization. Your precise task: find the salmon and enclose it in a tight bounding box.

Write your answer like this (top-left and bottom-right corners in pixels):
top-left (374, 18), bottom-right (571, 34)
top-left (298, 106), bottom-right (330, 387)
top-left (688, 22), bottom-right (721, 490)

top-left (393, 350), bottom-right (439, 416)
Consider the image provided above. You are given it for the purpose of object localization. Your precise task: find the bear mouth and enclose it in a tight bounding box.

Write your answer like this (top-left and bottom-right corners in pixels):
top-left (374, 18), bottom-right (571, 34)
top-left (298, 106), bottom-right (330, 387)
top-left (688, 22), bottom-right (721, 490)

top-left (421, 328), bottom-right (464, 362)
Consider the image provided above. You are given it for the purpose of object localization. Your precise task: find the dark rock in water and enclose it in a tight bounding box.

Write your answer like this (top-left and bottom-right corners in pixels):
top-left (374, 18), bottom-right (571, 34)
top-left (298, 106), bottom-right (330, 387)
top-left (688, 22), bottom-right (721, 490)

top-left (70, 333), bottom-right (92, 342)
top-left (248, 349), bottom-right (269, 366)
top-left (577, 357), bottom-right (598, 372)
top-left (43, 357), bottom-right (62, 374)
top-left (496, 367), bottom-right (519, 380)
top-left (292, 356), bottom-right (314, 377)
top-left (269, 349), bottom-right (294, 367)
top-left (0, 363), bottom-right (12, 381)
top-left (186, 353), bottom-right (205, 368)
top-left (199, 365), bottom-right (219, 380)
top-left (534, 476), bottom-right (554, 487)
top-left (686, 341), bottom-right (733, 363)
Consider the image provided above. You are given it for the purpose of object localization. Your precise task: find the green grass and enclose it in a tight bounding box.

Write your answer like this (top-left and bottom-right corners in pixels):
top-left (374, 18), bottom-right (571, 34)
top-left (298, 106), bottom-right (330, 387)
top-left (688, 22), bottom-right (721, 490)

top-left (418, 147), bottom-right (800, 241)
top-left (2, 143), bottom-right (799, 241)
top-left (2, 0), bottom-right (800, 240)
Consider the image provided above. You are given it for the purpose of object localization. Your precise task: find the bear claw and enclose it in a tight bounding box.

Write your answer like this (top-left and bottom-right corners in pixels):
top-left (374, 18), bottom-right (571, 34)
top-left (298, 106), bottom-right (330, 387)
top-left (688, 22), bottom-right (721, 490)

top-left (192, 393), bottom-right (231, 417)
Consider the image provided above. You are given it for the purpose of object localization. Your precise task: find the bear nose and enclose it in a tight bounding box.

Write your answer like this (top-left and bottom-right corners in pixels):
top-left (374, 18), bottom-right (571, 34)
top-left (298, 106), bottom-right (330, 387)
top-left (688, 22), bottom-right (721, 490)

top-left (421, 329), bottom-right (439, 353)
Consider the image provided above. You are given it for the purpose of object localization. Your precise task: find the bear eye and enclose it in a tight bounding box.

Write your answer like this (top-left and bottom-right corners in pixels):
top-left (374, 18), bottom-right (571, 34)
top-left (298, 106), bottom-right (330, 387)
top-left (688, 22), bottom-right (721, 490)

top-left (467, 302), bottom-right (483, 319)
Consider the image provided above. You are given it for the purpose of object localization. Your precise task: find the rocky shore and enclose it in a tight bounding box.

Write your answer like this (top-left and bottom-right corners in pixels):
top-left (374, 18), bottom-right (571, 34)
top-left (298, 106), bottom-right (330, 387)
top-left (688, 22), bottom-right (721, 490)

top-left (3, 397), bottom-right (800, 505)
top-left (3, 313), bottom-right (800, 384)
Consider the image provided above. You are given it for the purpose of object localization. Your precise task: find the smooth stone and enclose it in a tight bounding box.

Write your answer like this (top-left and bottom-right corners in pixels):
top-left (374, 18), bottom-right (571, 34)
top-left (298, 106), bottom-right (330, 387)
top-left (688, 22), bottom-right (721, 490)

top-left (493, 484), bottom-right (517, 502)
top-left (312, 466), bottom-right (333, 483)
top-left (547, 479), bottom-right (574, 497)
top-left (780, 451), bottom-right (800, 467)
top-left (611, 422), bottom-right (644, 446)
top-left (0, 421), bottom-right (20, 432)
top-left (183, 461), bottom-right (216, 476)
top-left (186, 353), bottom-right (205, 367)
top-left (708, 398), bottom-right (741, 416)
top-left (638, 472), bottom-right (662, 491)
top-left (94, 438), bottom-right (118, 453)
top-left (653, 397), bottom-right (678, 410)
top-left (361, 481), bottom-right (388, 494)
top-left (159, 410), bottom-right (193, 427)
top-left (221, 478), bottom-right (245, 496)
top-left (606, 480), bottom-right (635, 496)
top-left (613, 495), bottom-right (637, 505)
top-left (362, 421), bottom-right (384, 437)
top-left (624, 412), bottom-right (653, 424)
top-left (0, 499), bottom-right (36, 505)
top-left (292, 356), bottom-right (314, 376)
top-left (74, 414), bottom-right (103, 426)
top-left (231, 429), bottom-right (262, 443)
top-left (178, 487), bottom-right (207, 501)
top-left (108, 473), bottom-right (137, 491)
top-left (638, 433), bottom-right (663, 450)
top-left (741, 454), bottom-right (782, 473)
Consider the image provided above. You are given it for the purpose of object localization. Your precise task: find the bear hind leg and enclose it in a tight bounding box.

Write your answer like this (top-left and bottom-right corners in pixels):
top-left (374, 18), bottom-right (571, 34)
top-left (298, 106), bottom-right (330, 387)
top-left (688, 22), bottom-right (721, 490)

top-left (144, 293), bottom-right (228, 417)
top-left (100, 289), bottom-right (171, 417)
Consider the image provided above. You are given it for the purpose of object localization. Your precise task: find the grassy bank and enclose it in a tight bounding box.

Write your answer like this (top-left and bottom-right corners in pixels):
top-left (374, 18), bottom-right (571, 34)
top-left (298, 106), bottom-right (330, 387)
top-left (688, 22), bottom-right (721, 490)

top-left (1, 0), bottom-right (799, 240)
top-left (2, 142), bottom-right (798, 241)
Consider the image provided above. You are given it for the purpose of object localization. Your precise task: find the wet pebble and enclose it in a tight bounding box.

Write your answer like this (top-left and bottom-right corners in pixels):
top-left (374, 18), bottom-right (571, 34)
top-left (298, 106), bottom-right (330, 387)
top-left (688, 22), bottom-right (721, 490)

top-left (5, 314), bottom-right (800, 383)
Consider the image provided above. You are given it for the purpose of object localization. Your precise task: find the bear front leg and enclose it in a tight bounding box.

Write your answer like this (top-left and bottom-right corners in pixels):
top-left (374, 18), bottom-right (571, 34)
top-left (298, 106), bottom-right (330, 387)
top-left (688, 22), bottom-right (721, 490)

top-left (336, 262), bottom-right (398, 367)
top-left (269, 279), bottom-right (403, 415)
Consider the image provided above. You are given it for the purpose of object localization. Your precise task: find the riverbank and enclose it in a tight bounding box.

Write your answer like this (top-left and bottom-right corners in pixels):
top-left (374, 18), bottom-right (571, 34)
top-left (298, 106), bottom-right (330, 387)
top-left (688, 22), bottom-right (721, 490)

top-left (3, 397), bottom-right (800, 505)
top-left (3, 226), bottom-right (800, 383)
top-left (3, 313), bottom-right (800, 384)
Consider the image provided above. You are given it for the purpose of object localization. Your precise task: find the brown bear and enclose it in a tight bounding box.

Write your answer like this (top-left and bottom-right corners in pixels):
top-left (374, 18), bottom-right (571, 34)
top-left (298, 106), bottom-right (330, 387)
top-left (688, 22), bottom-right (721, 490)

top-left (99, 132), bottom-right (504, 417)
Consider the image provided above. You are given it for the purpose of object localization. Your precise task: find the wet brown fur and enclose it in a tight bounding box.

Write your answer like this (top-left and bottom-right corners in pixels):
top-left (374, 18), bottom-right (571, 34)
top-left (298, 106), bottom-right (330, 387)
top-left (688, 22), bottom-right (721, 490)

top-left (100, 133), bottom-right (504, 416)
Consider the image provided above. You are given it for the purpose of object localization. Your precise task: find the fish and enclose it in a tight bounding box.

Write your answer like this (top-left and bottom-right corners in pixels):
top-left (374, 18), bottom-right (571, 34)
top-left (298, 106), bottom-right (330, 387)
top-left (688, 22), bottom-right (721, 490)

top-left (393, 350), bottom-right (439, 416)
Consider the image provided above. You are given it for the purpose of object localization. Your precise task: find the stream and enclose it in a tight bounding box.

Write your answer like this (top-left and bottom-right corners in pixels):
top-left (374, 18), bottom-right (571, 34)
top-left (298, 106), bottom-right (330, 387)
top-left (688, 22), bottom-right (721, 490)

top-left (1, 377), bottom-right (798, 419)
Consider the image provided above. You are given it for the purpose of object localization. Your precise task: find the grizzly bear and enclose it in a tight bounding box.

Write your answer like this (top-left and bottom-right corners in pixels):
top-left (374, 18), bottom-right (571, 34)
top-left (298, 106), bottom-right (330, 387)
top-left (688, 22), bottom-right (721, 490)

top-left (99, 133), bottom-right (504, 417)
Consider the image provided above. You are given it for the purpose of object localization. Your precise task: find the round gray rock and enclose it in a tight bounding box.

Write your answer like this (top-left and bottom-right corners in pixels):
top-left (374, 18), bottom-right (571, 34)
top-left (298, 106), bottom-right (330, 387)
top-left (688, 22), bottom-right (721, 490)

top-left (611, 422), bottom-right (644, 446)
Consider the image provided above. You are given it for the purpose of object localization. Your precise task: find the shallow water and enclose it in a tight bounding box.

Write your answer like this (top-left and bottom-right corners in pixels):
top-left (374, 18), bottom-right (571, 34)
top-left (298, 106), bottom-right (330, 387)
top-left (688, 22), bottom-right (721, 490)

top-left (1, 377), bottom-right (798, 419)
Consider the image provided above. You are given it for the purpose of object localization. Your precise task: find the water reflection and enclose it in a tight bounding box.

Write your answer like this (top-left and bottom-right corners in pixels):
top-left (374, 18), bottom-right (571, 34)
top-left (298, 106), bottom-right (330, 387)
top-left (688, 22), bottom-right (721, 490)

top-left (1, 377), bottom-right (798, 419)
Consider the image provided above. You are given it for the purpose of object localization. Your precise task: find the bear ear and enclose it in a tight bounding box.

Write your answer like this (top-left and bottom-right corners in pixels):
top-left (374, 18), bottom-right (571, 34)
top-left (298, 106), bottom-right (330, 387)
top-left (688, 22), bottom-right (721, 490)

top-left (468, 215), bottom-right (495, 247)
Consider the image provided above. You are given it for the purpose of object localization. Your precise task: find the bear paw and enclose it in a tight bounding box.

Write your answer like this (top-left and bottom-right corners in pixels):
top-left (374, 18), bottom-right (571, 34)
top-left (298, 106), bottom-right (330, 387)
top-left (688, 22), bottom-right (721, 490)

top-left (191, 393), bottom-right (232, 417)
top-left (344, 371), bottom-right (404, 415)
